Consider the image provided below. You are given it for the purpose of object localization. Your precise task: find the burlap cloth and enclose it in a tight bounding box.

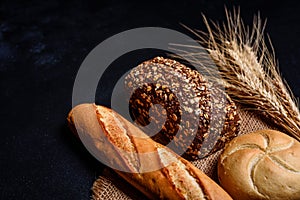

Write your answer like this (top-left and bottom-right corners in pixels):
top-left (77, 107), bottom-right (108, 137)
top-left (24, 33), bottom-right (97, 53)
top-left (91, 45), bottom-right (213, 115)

top-left (91, 104), bottom-right (279, 200)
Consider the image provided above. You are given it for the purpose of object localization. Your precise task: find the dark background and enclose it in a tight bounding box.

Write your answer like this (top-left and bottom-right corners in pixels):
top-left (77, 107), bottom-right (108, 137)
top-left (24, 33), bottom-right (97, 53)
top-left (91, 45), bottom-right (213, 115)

top-left (1, 0), bottom-right (299, 199)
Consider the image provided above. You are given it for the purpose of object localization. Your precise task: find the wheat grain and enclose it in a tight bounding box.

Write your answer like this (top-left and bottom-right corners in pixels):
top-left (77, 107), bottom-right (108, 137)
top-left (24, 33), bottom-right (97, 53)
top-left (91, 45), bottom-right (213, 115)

top-left (172, 8), bottom-right (300, 140)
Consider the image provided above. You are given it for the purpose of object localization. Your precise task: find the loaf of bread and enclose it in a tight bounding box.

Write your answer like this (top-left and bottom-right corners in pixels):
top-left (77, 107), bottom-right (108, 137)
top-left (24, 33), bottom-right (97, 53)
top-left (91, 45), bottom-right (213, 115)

top-left (124, 57), bottom-right (240, 160)
top-left (218, 129), bottom-right (300, 200)
top-left (68, 103), bottom-right (233, 200)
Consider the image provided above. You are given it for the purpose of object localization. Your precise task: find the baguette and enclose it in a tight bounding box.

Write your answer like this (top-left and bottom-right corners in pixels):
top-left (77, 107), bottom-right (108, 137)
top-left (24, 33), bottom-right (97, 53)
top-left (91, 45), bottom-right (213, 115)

top-left (67, 103), bottom-right (232, 200)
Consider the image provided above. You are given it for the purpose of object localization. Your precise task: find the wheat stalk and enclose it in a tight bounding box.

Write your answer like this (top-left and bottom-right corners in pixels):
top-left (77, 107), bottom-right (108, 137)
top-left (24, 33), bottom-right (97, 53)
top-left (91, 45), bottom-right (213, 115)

top-left (173, 8), bottom-right (300, 140)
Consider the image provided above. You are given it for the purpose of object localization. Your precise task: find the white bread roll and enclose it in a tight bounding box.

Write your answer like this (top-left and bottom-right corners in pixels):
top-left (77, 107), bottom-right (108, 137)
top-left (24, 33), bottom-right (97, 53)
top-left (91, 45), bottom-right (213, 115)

top-left (68, 103), bottom-right (233, 200)
top-left (218, 129), bottom-right (300, 200)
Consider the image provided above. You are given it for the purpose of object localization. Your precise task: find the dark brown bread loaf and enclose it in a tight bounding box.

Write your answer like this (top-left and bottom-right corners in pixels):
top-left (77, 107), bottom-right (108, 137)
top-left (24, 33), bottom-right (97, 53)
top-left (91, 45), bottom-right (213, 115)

top-left (124, 57), bottom-right (240, 160)
top-left (67, 103), bottom-right (233, 200)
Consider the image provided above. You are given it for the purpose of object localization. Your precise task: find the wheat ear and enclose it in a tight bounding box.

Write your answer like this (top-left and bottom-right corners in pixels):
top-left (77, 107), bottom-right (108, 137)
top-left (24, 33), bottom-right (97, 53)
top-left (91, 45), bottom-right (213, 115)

top-left (174, 8), bottom-right (300, 140)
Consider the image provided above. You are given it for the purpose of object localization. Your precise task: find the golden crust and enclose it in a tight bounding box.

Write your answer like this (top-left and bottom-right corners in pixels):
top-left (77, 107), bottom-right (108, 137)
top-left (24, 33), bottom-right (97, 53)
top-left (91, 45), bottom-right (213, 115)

top-left (68, 103), bottom-right (232, 200)
top-left (218, 130), bottom-right (300, 200)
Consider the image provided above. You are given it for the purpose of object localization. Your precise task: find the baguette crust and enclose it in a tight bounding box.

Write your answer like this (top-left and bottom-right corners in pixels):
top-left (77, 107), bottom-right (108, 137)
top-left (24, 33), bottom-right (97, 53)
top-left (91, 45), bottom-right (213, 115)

top-left (68, 103), bottom-right (232, 200)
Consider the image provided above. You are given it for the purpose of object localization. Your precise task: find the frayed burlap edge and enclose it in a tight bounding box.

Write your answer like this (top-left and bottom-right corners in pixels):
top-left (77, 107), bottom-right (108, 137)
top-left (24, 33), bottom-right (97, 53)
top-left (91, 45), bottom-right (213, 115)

top-left (91, 105), bottom-right (279, 200)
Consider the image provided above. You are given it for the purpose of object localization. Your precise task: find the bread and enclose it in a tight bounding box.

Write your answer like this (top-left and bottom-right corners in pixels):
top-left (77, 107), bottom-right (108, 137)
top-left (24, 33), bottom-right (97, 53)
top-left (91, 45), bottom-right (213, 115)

top-left (218, 129), bottom-right (300, 200)
top-left (124, 57), bottom-right (240, 160)
top-left (68, 103), bottom-right (233, 200)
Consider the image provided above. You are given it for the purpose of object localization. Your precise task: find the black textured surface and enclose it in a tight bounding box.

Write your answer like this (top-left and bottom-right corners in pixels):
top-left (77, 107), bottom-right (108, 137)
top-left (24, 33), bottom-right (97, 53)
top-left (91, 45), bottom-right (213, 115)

top-left (1, 0), bottom-right (299, 199)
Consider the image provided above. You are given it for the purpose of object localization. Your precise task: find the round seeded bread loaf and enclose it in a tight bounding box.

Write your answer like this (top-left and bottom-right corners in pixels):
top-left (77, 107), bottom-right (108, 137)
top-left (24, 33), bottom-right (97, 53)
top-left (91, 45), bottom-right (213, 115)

top-left (218, 129), bottom-right (300, 200)
top-left (124, 57), bottom-right (240, 160)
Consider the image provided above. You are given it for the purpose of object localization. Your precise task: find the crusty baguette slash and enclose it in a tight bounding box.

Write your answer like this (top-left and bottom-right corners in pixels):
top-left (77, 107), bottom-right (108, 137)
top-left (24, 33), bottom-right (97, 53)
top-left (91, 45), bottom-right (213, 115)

top-left (67, 103), bottom-right (232, 200)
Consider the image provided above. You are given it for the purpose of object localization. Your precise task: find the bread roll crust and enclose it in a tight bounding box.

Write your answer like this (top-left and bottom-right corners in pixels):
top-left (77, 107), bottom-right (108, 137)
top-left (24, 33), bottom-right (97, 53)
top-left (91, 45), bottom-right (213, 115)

top-left (218, 129), bottom-right (300, 200)
top-left (68, 103), bottom-right (233, 200)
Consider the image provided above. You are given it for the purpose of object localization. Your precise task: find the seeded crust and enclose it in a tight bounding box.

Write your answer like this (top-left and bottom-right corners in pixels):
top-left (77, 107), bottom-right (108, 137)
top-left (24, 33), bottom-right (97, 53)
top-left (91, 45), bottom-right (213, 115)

top-left (124, 57), bottom-right (240, 160)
